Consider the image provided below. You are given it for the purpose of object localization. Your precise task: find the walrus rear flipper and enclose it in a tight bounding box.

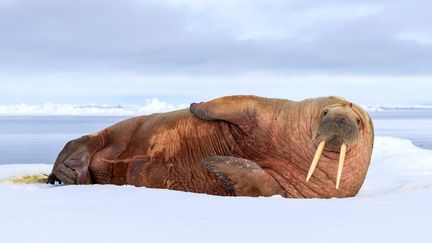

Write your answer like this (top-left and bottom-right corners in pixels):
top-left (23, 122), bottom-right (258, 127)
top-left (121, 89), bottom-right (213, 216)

top-left (47, 132), bottom-right (106, 185)
top-left (201, 156), bottom-right (284, 197)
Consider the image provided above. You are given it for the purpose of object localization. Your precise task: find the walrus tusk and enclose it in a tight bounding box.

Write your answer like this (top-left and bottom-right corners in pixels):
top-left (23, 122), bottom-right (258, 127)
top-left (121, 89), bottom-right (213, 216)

top-left (306, 141), bottom-right (326, 182)
top-left (336, 143), bottom-right (347, 189)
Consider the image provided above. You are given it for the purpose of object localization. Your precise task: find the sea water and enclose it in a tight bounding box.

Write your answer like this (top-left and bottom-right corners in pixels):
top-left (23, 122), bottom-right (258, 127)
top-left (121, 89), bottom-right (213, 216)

top-left (0, 110), bottom-right (431, 165)
top-left (0, 116), bottom-right (127, 164)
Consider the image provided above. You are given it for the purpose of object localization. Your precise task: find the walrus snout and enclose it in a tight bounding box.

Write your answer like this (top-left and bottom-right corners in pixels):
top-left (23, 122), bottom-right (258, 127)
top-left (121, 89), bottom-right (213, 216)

top-left (307, 103), bottom-right (364, 189)
top-left (315, 113), bottom-right (360, 150)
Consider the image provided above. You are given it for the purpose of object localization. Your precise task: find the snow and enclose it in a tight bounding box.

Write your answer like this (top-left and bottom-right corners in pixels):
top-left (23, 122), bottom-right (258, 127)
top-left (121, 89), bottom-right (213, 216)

top-left (0, 136), bottom-right (431, 243)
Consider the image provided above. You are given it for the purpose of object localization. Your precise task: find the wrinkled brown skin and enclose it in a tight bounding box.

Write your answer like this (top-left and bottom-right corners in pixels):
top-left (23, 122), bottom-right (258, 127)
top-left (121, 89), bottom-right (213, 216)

top-left (47, 95), bottom-right (374, 198)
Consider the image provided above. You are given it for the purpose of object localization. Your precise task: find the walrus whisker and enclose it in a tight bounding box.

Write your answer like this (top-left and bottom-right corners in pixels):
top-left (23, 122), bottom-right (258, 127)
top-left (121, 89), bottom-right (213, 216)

top-left (306, 141), bottom-right (326, 182)
top-left (336, 143), bottom-right (347, 189)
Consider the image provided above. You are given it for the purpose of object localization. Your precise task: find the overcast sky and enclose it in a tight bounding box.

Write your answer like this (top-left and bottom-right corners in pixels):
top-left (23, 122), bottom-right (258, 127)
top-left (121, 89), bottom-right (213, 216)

top-left (0, 0), bottom-right (431, 105)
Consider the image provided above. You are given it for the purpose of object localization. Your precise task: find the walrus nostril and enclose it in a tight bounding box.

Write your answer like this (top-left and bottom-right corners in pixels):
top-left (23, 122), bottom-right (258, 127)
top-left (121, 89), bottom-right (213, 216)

top-left (334, 117), bottom-right (345, 124)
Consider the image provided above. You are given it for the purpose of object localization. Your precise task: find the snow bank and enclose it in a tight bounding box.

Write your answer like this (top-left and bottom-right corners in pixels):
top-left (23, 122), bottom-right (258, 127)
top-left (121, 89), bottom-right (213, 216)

top-left (0, 136), bottom-right (431, 243)
top-left (360, 137), bottom-right (432, 196)
top-left (0, 99), bottom-right (187, 116)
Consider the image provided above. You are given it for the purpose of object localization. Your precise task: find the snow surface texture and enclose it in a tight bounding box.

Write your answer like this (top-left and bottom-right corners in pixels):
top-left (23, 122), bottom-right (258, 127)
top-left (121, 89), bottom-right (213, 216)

top-left (0, 136), bottom-right (431, 243)
top-left (0, 100), bottom-right (431, 116)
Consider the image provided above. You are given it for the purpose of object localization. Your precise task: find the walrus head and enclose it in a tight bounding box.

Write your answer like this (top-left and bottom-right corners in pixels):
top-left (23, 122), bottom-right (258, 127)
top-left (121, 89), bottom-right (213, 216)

top-left (307, 98), bottom-right (366, 189)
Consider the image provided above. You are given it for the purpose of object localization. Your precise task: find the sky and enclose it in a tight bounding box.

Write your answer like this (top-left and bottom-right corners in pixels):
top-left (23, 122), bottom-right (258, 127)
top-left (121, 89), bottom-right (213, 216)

top-left (0, 0), bottom-right (432, 106)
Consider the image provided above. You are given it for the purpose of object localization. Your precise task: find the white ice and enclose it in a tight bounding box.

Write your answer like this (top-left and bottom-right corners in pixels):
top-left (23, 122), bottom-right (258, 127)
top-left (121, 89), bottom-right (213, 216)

top-left (0, 136), bottom-right (431, 243)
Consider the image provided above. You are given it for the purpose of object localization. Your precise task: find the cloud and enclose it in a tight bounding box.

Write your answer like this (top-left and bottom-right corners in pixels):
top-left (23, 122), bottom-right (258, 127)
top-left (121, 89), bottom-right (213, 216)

top-left (0, 0), bottom-right (431, 105)
top-left (397, 32), bottom-right (432, 45)
top-left (1, 0), bottom-right (431, 75)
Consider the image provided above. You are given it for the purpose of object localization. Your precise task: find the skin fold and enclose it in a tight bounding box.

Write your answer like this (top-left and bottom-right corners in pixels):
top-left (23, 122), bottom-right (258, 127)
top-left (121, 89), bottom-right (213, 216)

top-left (47, 95), bottom-right (374, 198)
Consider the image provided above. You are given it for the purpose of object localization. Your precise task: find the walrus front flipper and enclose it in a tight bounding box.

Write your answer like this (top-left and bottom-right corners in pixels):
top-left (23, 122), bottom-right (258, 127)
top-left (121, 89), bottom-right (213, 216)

top-left (47, 132), bottom-right (106, 185)
top-left (201, 156), bottom-right (284, 197)
top-left (190, 95), bottom-right (265, 132)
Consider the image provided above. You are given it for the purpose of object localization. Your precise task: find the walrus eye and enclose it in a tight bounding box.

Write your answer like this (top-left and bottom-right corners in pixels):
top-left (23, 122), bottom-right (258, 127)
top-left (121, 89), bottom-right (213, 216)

top-left (323, 110), bottom-right (328, 116)
top-left (356, 118), bottom-right (362, 126)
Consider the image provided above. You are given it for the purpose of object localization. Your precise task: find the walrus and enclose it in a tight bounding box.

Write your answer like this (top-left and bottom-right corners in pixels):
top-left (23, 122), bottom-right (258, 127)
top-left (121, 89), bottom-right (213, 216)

top-left (47, 95), bottom-right (374, 198)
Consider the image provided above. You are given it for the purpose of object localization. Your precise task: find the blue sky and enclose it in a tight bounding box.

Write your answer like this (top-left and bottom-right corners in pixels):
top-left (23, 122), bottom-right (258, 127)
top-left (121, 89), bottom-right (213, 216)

top-left (1, 0), bottom-right (432, 105)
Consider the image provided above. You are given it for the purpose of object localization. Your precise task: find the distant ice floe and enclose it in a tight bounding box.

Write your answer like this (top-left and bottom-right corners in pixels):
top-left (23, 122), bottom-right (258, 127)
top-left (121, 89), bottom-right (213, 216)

top-left (0, 99), bottom-right (187, 116)
top-left (0, 98), bottom-right (432, 116)
top-left (363, 105), bottom-right (432, 112)
top-left (0, 101), bottom-right (431, 116)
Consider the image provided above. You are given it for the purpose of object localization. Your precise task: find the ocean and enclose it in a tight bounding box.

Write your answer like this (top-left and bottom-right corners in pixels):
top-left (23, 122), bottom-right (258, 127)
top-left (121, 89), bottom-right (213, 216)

top-left (0, 110), bottom-right (431, 165)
